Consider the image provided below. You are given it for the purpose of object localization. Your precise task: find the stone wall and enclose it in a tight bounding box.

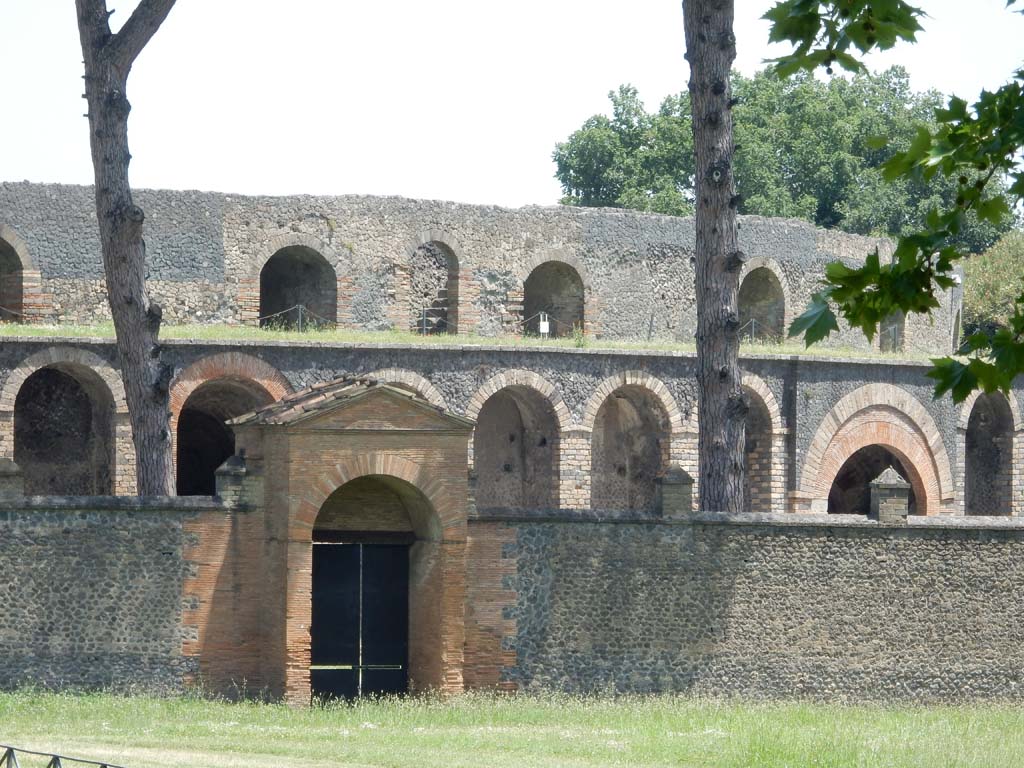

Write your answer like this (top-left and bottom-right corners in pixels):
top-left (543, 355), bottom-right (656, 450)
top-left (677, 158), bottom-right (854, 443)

top-left (1, 336), bottom-right (1020, 516)
top-left (0, 182), bottom-right (959, 353)
top-left (0, 497), bottom-right (208, 692)
top-left (501, 513), bottom-right (1024, 701)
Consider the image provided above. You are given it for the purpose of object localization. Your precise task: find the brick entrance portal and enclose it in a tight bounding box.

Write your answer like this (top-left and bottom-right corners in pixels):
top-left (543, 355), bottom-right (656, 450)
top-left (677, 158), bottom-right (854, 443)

top-left (221, 378), bottom-right (474, 703)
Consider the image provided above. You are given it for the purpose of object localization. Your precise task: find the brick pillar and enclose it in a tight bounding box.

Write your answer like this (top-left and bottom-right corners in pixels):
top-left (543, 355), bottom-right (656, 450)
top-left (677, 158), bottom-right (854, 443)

top-left (19, 270), bottom-right (52, 323)
top-left (0, 458), bottom-right (23, 497)
top-left (559, 429), bottom-right (591, 510)
top-left (660, 464), bottom-right (694, 519)
top-left (387, 263), bottom-right (412, 331)
top-left (870, 467), bottom-right (911, 525)
top-left (456, 273), bottom-right (481, 334)
top-left (238, 276), bottom-right (260, 325)
top-left (504, 288), bottom-right (524, 336)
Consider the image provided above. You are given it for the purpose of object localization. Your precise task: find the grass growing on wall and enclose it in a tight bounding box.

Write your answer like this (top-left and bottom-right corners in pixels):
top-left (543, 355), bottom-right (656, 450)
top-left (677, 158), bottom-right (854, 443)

top-left (0, 322), bottom-right (935, 361)
top-left (0, 690), bottom-right (1020, 768)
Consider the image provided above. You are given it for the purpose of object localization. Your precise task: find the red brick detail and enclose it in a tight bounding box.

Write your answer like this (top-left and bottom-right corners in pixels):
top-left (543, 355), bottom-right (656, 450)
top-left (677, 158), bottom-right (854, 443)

top-left (464, 521), bottom-right (518, 691)
top-left (0, 346), bottom-right (134, 493)
top-left (516, 250), bottom-right (600, 338)
top-left (465, 370), bottom-right (571, 431)
top-left (580, 371), bottom-right (686, 435)
top-left (799, 384), bottom-right (954, 514)
top-left (168, 352), bottom-right (293, 469)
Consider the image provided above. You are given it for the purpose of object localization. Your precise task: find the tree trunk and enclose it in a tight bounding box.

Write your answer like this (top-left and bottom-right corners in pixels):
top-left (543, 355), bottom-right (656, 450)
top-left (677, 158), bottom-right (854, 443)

top-left (682, 0), bottom-right (746, 513)
top-left (76, 0), bottom-right (177, 496)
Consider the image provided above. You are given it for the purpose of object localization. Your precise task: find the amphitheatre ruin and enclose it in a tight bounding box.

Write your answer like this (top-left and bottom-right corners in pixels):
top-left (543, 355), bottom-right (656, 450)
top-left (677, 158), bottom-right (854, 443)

top-left (1, 180), bottom-right (1023, 703)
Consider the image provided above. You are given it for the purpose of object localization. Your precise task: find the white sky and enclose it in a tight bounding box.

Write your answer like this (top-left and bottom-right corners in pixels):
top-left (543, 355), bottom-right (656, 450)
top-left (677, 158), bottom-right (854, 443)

top-left (1, 1), bottom-right (1022, 207)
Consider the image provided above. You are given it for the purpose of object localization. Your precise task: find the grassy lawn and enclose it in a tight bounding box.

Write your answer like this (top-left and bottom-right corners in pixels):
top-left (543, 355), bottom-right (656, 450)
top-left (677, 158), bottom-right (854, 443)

top-left (0, 691), bottom-right (1020, 768)
top-left (0, 322), bottom-right (933, 362)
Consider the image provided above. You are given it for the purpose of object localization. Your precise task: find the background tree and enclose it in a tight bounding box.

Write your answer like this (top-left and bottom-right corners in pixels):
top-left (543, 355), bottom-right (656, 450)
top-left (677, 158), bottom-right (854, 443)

top-left (963, 230), bottom-right (1024, 341)
top-left (76, 0), bottom-right (178, 495)
top-left (682, 0), bottom-right (745, 514)
top-left (554, 69), bottom-right (1011, 253)
top-left (770, 1), bottom-right (1024, 401)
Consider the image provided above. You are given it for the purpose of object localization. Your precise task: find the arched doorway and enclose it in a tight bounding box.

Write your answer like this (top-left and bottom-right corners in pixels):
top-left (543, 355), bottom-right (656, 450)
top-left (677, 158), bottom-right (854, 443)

top-left (828, 445), bottom-right (918, 515)
top-left (14, 365), bottom-right (114, 494)
top-left (0, 237), bottom-right (23, 322)
top-left (523, 261), bottom-right (584, 338)
top-left (744, 389), bottom-right (772, 513)
top-left (591, 385), bottom-right (670, 513)
top-left (311, 474), bottom-right (439, 700)
top-left (259, 245), bottom-right (337, 329)
top-left (473, 386), bottom-right (559, 512)
top-left (965, 392), bottom-right (1014, 516)
top-left (738, 267), bottom-right (784, 342)
top-left (409, 241), bottom-right (458, 334)
top-left (176, 379), bottom-right (274, 495)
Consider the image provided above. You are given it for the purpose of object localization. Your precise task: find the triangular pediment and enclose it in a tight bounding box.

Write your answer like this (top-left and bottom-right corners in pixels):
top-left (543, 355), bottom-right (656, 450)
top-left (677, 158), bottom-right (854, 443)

top-left (230, 378), bottom-right (474, 432)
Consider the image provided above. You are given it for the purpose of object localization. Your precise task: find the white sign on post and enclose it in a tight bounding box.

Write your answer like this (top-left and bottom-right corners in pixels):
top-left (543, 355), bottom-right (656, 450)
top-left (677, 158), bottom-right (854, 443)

top-left (539, 313), bottom-right (550, 336)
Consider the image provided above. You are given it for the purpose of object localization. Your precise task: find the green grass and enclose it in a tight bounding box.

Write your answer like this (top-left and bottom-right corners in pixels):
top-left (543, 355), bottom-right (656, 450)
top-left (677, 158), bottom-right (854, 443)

top-left (0, 691), bottom-right (1020, 767)
top-left (0, 322), bottom-right (934, 361)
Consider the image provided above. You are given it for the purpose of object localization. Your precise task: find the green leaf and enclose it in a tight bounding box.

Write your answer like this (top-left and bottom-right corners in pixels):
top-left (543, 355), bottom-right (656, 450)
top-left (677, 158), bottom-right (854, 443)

top-left (788, 292), bottom-right (839, 345)
top-left (976, 195), bottom-right (1012, 225)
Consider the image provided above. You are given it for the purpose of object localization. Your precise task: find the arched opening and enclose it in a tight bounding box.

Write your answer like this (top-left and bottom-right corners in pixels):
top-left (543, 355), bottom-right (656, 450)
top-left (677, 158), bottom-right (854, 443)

top-left (738, 267), bottom-right (784, 342)
top-left (744, 389), bottom-right (773, 513)
top-left (523, 261), bottom-right (584, 338)
top-left (259, 245), bottom-right (337, 329)
top-left (473, 386), bottom-right (559, 512)
top-left (591, 385), bottom-right (669, 513)
top-left (0, 237), bottom-right (23, 322)
top-left (828, 445), bottom-right (918, 516)
top-left (965, 393), bottom-right (1014, 516)
top-left (14, 366), bottom-right (114, 494)
top-left (880, 310), bottom-right (905, 353)
top-left (311, 475), bottom-right (439, 700)
top-left (176, 379), bottom-right (274, 496)
top-left (409, 241), bottom-right (458, 334)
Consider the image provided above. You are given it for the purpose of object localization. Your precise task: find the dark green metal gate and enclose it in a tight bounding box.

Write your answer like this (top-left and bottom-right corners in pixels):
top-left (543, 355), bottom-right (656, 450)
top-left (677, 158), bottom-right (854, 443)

top-left (311, 536), bottom-right (410, 700)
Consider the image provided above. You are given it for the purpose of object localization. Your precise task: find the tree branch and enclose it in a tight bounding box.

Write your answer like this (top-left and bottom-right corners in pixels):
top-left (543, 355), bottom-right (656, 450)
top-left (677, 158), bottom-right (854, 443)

top-left (107, 0), bottom-right (177, 69)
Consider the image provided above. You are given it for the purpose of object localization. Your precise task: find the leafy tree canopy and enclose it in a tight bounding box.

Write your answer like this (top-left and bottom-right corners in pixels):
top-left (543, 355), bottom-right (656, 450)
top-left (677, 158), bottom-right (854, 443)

top-left (962, 230), bottom-right (1024, 340)
top-left (553, 69), bottom-right (1009, 252)
top-left (769, 1), bottom-right (1024, 402)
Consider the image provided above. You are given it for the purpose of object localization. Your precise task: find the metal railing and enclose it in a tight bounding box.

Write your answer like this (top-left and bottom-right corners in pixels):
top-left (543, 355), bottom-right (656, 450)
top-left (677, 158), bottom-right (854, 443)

top-left (258, 303), bottom-right (336, 332)
top-left (738, 317), bottom-right (783, 344)
top-left (1, 744), bottom-right (127, 768)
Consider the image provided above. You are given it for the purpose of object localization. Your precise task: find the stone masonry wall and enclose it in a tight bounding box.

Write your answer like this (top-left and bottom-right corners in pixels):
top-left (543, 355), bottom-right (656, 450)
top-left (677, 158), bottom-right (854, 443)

top-left (0, 182), bottom-right (959, 353)
top-left (504, 514), bottom-right (1024, 701)
top-left (0, 498), bottom-right (203, 692)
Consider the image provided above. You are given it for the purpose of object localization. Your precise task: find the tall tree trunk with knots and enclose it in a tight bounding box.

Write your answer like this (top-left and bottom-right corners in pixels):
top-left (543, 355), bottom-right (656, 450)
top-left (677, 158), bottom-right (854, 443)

top-left (682, 0), bottom-right (746, 513)
top-left (76, 0), bottom-right (178, 495)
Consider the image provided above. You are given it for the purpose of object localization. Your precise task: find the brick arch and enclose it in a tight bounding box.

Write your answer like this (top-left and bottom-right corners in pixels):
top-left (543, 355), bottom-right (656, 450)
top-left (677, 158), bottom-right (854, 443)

top-left (0, 347), bottom-right (126, 414)
top-left (465, 369), bottom-right (571, 433)
top-left (0, 346), bottom-right (134, 493)
top-left (250, 232), bottom-right (348, 278)
top-left (366, 368), bottom-right (446, 409)
top-left (741, 372), bottom-right (784, 434)
top-left (169, 352), bottom-right (293, 462)
top-left (800, 384), bottom-right (954, 515)
top-left (517, 248), bottom-right (593, 290)
top-left (958, 389), bottom-right (1024, 432)
top-left (404, 229), bottom-right (465, 264)
top-left (293, 454), bottom-right (460, 540)
top-left (738, 256), bottom-right (793, 334)
top-left (580, 371), bottom-right (686, 434)
top-left (0, 224), bottom-right (33, 270)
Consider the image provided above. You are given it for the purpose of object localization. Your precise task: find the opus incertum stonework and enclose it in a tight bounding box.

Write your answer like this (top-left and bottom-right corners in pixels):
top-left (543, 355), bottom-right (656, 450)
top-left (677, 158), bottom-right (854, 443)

top-left (1, 181), bottom-right (1023, 704)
